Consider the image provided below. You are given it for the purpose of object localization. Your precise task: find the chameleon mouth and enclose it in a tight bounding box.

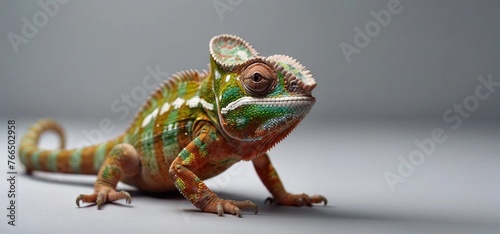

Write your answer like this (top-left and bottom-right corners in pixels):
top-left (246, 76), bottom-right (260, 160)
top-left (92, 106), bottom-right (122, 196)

top-left (220, 96), bottom-right (315, 115)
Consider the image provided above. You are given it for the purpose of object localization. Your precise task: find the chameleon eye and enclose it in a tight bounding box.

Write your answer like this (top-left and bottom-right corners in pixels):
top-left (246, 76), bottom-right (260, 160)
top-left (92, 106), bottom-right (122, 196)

top-left (241, 62), bottom-right (276, 96)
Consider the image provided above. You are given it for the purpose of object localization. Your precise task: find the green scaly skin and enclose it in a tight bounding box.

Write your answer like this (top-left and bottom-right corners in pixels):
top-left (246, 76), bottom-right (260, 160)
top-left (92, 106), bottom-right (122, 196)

top-left (19, 34), bottom-right (326, 217)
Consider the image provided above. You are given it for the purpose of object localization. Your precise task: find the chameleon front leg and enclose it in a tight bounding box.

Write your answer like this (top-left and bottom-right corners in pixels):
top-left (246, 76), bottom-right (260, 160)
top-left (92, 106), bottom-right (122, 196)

top-left (169, 124), bottom-right (257, 217)
top-left (76, 143), bottom-right (140, 209)
top-left (253, 154), bottom-right (327, 206)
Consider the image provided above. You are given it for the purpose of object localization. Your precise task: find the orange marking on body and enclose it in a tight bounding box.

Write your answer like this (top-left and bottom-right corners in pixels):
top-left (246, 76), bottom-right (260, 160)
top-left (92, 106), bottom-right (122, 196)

top-left (80, 145), bottom-right (98, 174)
top-left (55, 150), bottom-right (72, 173)
top-left (37, 150), bottom-right (50, 171)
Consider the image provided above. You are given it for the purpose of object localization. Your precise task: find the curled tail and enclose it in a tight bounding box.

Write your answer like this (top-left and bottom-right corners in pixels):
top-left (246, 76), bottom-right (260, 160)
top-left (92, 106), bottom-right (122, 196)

top-left (19, 119), bottom-right (126, 175)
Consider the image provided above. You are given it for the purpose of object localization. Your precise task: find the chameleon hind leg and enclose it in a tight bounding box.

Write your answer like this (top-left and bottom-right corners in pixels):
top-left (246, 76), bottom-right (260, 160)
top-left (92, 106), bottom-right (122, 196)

top-left (76, 143), bottom-right (140, 209)
top-left (253, 154), bottom-right (327, 206)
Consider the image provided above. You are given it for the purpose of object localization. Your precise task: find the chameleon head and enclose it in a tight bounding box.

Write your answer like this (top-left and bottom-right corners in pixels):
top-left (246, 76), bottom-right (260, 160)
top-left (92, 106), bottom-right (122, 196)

top-left (209, 35), bottom-right (317, 143)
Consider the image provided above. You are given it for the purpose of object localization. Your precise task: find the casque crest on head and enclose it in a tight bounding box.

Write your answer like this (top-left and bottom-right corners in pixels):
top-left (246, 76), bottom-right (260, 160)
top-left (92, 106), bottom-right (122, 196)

top-left (209, 34), bottom-right (259, 71)
top-left (209, 34), bottom-right (316, 96)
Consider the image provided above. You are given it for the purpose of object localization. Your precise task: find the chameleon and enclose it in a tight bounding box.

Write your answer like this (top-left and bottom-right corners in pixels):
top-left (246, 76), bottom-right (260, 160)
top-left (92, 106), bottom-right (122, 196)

top-left (19, 34), bottom-right (326, 217)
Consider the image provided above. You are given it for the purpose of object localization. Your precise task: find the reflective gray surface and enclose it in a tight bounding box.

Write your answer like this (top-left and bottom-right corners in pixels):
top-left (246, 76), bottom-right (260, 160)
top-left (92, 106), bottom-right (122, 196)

top-left (1, 0), bottom-right (499, 120)
top-left (0, 119), bottom-right (499, 233)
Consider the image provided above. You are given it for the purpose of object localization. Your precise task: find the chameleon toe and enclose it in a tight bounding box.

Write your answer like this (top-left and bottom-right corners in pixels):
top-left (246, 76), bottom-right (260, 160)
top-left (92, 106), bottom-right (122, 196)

top-left (122, 191), bottom-right (132, 204)
top-left (233, 207), bottom-right (241, 218)
top-left (75, 188), bottom-right (132, 210)
top-left (216, 203), bottom-right (224, 216)
top-left (75, 195), bottom-right (83, 207)
top-left (206, 199), bottom-right (257, 217)
top-left (264, 197), bottom-right (274, 205)
top-left (314, 195), bottom-right (328, 206)
top-left (75, 193), bottom-right (97, 208)
top-left (265, 193), bottom-right (327, 207)
top-left (96, 193), bottom-right (106, 210)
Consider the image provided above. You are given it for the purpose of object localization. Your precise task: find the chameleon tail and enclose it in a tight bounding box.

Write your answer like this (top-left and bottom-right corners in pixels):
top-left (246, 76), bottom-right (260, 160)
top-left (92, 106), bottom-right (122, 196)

top-left (19, 119), bottom-right (126, 175)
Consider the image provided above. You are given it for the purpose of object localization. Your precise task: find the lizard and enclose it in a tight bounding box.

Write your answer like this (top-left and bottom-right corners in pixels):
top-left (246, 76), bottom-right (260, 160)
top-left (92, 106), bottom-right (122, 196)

top-left (19, 34), bottom-right (326, 217)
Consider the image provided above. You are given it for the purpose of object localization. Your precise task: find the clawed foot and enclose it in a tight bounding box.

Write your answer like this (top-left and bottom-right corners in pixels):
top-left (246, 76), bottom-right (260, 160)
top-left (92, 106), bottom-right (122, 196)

top-left (76, 187), bottom-right (131, 209)
top-left (265, 193), bottom-right (327, 207)
top-left (203, 199), bottom-right (258, 217)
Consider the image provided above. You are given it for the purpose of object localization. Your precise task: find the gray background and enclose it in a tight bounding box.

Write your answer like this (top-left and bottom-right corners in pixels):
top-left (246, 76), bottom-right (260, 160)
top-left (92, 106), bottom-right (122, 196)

top-left (1, 0), bottom-right (499, 120)
top-left (0, 0), bottom-right (499, 233)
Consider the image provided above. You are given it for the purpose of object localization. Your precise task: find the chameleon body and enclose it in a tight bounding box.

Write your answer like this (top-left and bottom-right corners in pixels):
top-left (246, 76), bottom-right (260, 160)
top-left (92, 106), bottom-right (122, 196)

top-left (19, 34), bottom-right (325, 217)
